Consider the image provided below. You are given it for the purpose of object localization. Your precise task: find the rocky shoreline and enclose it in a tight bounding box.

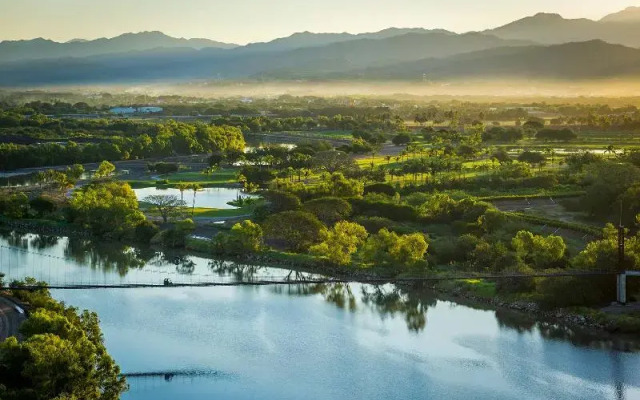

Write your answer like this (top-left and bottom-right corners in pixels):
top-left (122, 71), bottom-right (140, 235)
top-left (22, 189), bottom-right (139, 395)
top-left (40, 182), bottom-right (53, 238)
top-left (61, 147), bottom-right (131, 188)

top-left (434, 284), bottom-right (636, 336)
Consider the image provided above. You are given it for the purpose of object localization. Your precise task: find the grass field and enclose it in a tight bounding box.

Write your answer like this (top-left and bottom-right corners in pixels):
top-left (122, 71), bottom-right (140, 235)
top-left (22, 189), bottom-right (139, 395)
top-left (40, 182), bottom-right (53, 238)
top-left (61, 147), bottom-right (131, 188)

top-left (190, 207), bottom-right (252, 218)
top-left (127, 168), bottom-right (239, 188)
top-left (140, 204), bottom-right (253, 219)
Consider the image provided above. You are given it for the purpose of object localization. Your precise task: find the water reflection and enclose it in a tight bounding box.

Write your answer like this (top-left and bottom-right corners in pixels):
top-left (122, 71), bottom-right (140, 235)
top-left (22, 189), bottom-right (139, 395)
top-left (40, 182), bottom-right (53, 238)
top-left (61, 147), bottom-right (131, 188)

top-left (281, 282), bottom-right (358, 311)
top-left (0, 230), bottom-right (30, 249)
top-left (361, 285), bottom-right (434, 332)
top-left (29, 234), bottom-right (59, 250)
top-left (209, 260), bottom-right (263, 281)
top-left (1, 229), bottom-right (640, 352)
top-left (64, 238), bottom-right (154, 276)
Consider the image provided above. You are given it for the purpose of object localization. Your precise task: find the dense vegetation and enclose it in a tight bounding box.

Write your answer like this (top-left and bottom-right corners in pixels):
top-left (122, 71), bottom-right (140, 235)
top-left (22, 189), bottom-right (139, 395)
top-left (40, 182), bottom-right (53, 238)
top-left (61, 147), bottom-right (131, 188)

top-left (1, 94), bottom-right (640, 331)
top-left (0, 278), bottom-right (127, 400)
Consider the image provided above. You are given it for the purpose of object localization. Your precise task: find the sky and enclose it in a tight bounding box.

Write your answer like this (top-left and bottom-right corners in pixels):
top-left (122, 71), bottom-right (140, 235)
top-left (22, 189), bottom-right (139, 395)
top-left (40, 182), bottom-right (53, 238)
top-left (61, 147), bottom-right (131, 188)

top-left (0, 0), bottom-right (638, 44)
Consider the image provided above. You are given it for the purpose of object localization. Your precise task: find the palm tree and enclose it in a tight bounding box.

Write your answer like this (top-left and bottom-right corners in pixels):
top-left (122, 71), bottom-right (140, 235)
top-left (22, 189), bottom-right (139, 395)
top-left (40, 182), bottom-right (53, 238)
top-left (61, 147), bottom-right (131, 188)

top-left (605, 144), bottom-right (616, 159)
top-left (176, 182), bottom-right (189, 203)
top-left (189, 183), bottom-right (202, 217)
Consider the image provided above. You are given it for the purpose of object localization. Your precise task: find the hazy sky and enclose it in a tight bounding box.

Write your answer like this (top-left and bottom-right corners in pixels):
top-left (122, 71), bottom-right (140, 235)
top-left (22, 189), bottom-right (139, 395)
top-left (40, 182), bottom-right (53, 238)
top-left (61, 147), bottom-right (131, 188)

top-left (0, 0), bottom-right (638, 44)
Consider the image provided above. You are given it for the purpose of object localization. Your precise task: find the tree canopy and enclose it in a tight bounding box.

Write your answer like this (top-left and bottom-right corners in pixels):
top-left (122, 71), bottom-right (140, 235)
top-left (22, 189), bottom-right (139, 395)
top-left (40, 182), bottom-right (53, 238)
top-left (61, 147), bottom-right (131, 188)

top-left (70, 181), bottom-right (145, 238)
top-left (0, 282), bottom-right (127, 400)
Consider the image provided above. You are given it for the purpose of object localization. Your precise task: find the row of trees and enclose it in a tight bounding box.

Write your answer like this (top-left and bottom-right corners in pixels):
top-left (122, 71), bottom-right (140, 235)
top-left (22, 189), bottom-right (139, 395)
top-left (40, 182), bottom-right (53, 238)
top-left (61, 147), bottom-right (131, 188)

top-left (0, 121), bottom-right (245, 170)
top-left (211, 114), bottom-right (404, 133)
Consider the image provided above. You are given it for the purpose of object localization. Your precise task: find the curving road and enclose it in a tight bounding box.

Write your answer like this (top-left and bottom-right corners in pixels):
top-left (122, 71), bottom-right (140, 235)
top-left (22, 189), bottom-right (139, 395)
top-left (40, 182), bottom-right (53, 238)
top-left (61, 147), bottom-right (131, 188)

top-left (0, 296), bottom-right (26, 341)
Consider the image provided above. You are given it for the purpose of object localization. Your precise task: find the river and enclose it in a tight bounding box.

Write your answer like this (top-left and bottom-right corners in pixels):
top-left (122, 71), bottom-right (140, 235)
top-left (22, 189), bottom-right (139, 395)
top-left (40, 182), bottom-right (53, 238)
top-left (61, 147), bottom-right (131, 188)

top-left (1, 231), bottom-right (639, 400)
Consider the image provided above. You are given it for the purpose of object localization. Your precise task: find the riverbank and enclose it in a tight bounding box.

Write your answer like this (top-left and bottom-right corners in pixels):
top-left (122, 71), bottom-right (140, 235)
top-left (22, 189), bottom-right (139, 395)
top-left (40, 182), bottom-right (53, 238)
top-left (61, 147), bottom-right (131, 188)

top-left (184, 236), bottom-right (640, 338)
top-left (0, 218), bottom-right (91, 238)
top-left (2, 220), bottom-right (639, 340)
top-left (432, 279), bottom-right (640, 338)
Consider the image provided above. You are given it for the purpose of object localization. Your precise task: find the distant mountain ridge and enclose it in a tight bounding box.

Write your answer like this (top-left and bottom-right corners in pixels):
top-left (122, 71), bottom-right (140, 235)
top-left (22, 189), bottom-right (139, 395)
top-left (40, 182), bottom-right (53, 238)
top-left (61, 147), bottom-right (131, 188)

top-left (486, 10), bottom-right (640, 47)
top-left (0, 31), bottom-right (238, 62)
top-left (3, 7), bottom-right (640, 85)
top-left (329, 40), bottom-right (640, 80)
top-left (0, 31), bottom-right (532, 85)
top-left (600, 6), bottom-right (640, 23)
top-left (235, 28), bottom-right (451, 53)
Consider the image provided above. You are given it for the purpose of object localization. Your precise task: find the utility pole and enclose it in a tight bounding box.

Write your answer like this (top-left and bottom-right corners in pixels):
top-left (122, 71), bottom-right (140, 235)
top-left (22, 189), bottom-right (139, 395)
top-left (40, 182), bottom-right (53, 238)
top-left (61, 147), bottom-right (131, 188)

top-left (617, 224), bottom-right (627, 305)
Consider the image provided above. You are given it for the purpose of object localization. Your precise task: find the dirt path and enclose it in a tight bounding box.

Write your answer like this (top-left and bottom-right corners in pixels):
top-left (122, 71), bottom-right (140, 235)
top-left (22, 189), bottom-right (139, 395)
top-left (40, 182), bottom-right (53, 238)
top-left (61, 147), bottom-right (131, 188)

top-left (0, 295), bottom-right (26, 341)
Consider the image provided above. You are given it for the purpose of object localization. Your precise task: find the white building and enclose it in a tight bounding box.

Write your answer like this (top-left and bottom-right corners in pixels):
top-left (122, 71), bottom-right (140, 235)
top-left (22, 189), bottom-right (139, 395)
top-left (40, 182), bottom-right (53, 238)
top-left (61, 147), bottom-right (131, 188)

top-left (109, 107), bottom-right (136, 115)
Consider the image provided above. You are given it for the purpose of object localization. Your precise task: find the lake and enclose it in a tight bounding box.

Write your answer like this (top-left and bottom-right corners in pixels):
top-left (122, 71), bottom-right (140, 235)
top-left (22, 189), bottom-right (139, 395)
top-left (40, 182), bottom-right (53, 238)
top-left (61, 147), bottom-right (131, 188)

top-left (134, 187), bottom-right (252, 209)
top-left (1, 231), bottom-right (639, 400)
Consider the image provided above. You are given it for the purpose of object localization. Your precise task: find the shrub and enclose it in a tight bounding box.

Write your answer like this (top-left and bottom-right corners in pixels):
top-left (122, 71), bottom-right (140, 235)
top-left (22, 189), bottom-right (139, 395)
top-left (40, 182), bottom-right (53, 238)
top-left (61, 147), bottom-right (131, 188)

top-left (134, 220), bottom-right (160, 244)
top-left (214, 220), bottom-right (263, 255)
top-left (148, 162), bottom-right (179, 174)
top-left (536, 275), bottom-right (615, 309)
top-left (162, 218), bottom-right (195, 248)
top-left (29, 195), bottom-right (58, 217)
top-left (0, 193), bottom-right (29, 219)
top-left (364, 183), bottom-right (396, 197)
top-left (535, 128), bottom-right (577, 141)
top-left (262, 190), bottom-right (301, 214)
top-left (362, 228), bottom-right (428, 268)
top-left (349, 198), bottom-right (418, 222)
top-left (353, 216), bottom-right (396, 234)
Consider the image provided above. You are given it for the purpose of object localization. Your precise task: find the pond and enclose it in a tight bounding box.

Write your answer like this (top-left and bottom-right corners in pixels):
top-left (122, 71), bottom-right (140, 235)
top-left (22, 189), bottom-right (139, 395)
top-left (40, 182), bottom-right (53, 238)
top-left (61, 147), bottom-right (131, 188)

top-left (1, 231), bottom-right (640, 400)
top-left (134, 187), bottom-right (253, 209)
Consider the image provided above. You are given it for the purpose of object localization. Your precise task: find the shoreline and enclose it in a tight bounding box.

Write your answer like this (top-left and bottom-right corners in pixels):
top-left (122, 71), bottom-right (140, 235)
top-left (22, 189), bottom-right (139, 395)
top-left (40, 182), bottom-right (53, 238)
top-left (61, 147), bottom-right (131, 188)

top-left (1, 221), bottom-right (639, 343)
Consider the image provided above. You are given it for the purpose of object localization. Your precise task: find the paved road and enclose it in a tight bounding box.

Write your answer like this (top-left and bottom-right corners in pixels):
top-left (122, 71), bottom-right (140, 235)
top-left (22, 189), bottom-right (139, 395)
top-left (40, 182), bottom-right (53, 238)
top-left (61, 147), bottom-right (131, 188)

top-left (0, 296), bottom-right (26, 341)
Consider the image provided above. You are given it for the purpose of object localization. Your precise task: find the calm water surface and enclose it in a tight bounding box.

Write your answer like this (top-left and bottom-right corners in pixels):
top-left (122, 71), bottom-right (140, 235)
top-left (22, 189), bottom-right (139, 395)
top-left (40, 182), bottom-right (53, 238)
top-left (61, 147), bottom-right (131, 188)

top-left (1, 232), bottom-right (639, 400)
top-left (134, 187), bottom-right (252, 209)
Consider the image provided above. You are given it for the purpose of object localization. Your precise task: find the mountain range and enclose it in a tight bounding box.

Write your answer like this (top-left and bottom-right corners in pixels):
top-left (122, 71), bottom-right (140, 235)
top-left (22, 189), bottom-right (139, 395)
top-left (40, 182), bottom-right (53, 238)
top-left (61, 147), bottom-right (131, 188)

top-left (2, 6), bottom-right (640, 85)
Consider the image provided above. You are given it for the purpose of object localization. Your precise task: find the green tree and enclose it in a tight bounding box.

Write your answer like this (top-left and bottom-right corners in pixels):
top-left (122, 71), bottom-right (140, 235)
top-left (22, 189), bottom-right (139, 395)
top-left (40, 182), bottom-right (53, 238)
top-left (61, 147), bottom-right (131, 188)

top-left (29, 196), bottom-right (58, 217)
top-left (317, 173), bottom-right (364, 198)
top-left (70, 181), bottom-right (144, 237)
top-left (0, 193), bottom-right (29, 218)
top-left (65, 164), bottom-right (85, 182)
top-left (92, 161), bottom-right (115, 179)
top-left (143, 194), bottom-right (185, 223)
top-left (311, 150), bottom-right (358, 174)
top-left (0, 283), bottom-right (126, 400)
top-left (362, 228), bottom-right (428, 268)
top-left (302, 197), bottom-right (352, 225)
top-left (511, 230), bottom-right (566, 269)
top-left (176, 182), bottom-right (190, 203)
top-left (582, 162), bottom-right (640, 218)
top-left (214, 220), bottom-right (264, 254)
top-left (310, 221), bottom-right (368, 265)
top-left (162, 218), bottom-right (196, 248)
top-left (392, 132), bottom-right (412, 147)
top-left (262, 211), bottom-right (327, 252)
top-left (517, 151), bottom-right (546, 168)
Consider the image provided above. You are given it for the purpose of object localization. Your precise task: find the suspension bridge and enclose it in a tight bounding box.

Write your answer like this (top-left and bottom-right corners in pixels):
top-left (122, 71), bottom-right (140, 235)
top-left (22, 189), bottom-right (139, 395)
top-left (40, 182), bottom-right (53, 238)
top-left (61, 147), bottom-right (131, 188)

top-left (121, 369), bottom-right (235, 393)
top-left (3, 271), bottom-right (622, 290)
top-left (1, 241), bottom-right (636, 303)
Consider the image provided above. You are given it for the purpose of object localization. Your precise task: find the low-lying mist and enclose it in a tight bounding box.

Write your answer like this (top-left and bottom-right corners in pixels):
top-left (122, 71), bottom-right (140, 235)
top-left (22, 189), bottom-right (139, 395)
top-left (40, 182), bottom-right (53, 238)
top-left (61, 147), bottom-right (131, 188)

top-left (5, 79), bottom-right (640, 104)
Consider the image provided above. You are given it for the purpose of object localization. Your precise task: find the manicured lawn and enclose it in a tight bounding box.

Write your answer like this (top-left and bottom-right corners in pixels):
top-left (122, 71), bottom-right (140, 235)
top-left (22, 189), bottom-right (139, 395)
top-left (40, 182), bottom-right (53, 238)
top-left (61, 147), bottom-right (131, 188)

top-left (127, 168), bottom-right (239, 188)
top-left (190, 207), bottom-right (252, 218)
top-left (164, 168), bottom-right (238, 184)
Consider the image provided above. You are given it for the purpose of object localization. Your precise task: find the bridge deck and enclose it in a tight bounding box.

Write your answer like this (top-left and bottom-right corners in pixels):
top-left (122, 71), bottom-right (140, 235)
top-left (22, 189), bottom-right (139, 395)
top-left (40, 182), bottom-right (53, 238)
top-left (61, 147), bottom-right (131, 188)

top-left (6, 271), bottom-right (622, 290)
